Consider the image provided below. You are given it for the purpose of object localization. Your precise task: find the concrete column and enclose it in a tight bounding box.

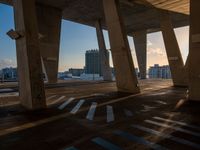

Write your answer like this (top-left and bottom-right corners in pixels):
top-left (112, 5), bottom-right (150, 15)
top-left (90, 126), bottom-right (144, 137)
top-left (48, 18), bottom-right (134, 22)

top-left (160, 11), bottom-right (187, 86)
top-left (13, 0), bottom-right (46, 109)
top-left (188, 0), bottom-right (200, 101)
top-left (184, 55), bottom-right (189, 84)
top-left (133, 31), bottom-right (147, 79)
top-left (95, 20), bottom-right (112, 81)
top-left (185, 55), bottom-right (189, 69)
top-left (103, 0), bottom-right (140, 93)
top-left (36, 5), bottom-right (62, 83)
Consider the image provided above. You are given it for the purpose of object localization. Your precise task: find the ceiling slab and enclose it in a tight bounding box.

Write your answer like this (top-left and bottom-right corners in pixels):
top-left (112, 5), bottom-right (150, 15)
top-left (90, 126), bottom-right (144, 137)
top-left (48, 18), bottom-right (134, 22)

top-left (0, 0), bottom-right (189, 34)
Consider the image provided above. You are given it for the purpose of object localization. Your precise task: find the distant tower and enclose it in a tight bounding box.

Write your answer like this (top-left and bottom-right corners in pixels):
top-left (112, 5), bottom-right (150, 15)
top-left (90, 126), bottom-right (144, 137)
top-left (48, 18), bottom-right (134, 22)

top-left (85, 49), bottom-right (109, 76)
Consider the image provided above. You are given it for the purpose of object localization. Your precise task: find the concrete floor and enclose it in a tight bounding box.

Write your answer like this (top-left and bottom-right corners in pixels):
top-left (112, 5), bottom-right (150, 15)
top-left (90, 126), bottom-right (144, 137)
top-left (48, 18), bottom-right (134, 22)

top-left (0, 79), bottom-right (200, 150)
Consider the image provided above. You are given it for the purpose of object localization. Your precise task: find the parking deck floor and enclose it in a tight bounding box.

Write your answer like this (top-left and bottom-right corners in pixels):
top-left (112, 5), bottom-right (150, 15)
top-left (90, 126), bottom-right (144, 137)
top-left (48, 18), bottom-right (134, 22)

top-left (0, 79), bottom-right (199, 150)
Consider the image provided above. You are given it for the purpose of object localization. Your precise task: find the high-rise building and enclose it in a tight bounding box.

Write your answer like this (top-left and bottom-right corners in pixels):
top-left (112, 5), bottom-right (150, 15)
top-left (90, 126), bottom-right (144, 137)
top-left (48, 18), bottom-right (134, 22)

top-left (148, 64), bottom-right (171, 79)
top-left (148, 64), bottom-right (160, 78)
top-left (159, 65), bottom-right (171, 79)
top-left (85, 49), bottom-right (109, 75)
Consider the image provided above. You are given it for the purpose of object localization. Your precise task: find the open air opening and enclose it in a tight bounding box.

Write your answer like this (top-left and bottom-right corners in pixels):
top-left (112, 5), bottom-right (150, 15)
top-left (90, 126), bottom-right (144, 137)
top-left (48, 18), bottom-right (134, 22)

top-left (58, 20), bottom-right (115, 82)
top-left (174, 26), bottom-right (189, 65)
top-left (0, 4), bottom-right (19, 107)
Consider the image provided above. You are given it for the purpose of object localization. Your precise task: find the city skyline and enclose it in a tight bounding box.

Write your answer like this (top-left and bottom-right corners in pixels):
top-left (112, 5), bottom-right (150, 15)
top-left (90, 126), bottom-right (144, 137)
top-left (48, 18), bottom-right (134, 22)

top-left (0, 4), bottom-right (189, 72)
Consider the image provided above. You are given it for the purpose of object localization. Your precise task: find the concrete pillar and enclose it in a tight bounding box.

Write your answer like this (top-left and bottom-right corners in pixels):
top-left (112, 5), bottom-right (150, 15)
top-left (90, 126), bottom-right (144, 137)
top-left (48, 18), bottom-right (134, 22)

top-left (185, 55), bottom-right (189, 67)
top-left (36, 5), bottom-right (62, 83)
top-left (184, 55), bottom-right (189, 84)
top-left (13, 0), bottom-right (46, 109)
top-left (95, 20), bottom-right (112, 81)
top-left (103, 0), bottom-right (140, 93)
top-left (188, 0), bottom-right (200, 101)
top-left (160, 11), bottom-right (187, 86)
top-left (133, 31), bottom-right (147, 79)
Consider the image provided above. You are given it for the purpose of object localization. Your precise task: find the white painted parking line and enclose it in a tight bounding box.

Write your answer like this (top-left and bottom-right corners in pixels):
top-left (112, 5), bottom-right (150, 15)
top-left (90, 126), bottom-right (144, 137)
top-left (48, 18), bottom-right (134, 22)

top-left (143, 105), bottom-right (156, 109)
top-left (51, 96), bottom-right (66, 104)
top-left (156, 101), bottom-right (167, 105)
top-left (86, 102), bottom-right (97, 121)
top-left (70, 100), bottom-right (85, 114)
top-left (145, 120), bottom-right (200, 137)
top-left (131, 124), bottom-right (200, 149)
top-left (58, 97), bottom-right (75, 110)
top-left (144, 88), bottom-right (153, 90)
top-left (153, 116), bottom-right (200, 131)
top-left (90, 93), bottom-right (104, 96)
top-left (114, 130), bottom-right (168, 150)
top-left (46, 95), bottom-right (57, 100)
top-left (64, 146), bottom-right (79, 150)
top-left (107, 105), bottom-right (114, 123)
top-left (141, 105), bottom-right (156, 112)
top-left (92, 137), bottom-right (122, 150)
top-left (124, 109), bottom-right (133, 117)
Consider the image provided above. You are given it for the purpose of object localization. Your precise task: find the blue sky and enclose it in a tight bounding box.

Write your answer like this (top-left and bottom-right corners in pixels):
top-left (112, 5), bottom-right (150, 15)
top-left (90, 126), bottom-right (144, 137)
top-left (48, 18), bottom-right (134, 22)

top-left (0, 4), bottom-right (189, 72)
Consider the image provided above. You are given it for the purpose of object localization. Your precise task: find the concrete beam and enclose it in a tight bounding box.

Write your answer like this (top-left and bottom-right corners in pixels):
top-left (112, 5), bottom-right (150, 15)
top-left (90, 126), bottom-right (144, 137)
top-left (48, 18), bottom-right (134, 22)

top-left (36, 4), bottom-right (62, 83)
top-left (160, 11), bottom-right (187, 87)
top-left (95, 20), bottom-right (112, 81)
top-left (13, 0), bottom-right (46, 109)
top-left (103, 0), bottom-right (140, 93)
top-left (188, 0), bottom-right (200, 101)
top-left (133, 31), bottom-right (147, 79)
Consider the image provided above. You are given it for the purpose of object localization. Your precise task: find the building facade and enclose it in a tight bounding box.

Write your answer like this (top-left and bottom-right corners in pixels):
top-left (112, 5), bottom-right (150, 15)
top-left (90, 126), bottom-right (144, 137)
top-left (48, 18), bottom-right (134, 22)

top-left (148, 64), bottom-right (171, 79)
top-left (2, 67), bottom-right (17, 80)
top-left (69, 68), bottom-right (84, 76)
top-left (85, 49), bottom-right (109, 76)
top-left (1, 67), bottom-right (18, 80)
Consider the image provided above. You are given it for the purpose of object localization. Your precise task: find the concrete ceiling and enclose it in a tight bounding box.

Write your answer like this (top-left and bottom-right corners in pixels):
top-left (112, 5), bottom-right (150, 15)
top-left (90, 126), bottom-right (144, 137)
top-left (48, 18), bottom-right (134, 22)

top-left (134, 0), bottom-right (189, 15)
top-left (0, 0), bottom-right (190, 34)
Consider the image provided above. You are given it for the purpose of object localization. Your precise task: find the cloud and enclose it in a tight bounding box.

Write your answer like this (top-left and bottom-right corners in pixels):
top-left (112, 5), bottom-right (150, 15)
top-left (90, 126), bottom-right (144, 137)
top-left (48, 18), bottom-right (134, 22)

top-left (0, 59), bottom-right (16, 69)
top-left (147, 40), bottom-right (153, 46)
top-left (147, 47), bottom-right (165, 56)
